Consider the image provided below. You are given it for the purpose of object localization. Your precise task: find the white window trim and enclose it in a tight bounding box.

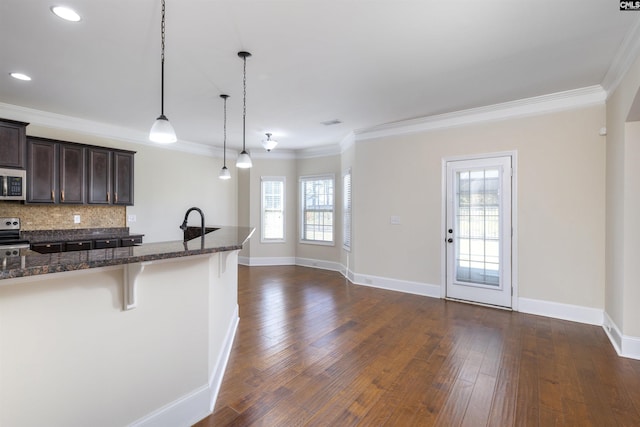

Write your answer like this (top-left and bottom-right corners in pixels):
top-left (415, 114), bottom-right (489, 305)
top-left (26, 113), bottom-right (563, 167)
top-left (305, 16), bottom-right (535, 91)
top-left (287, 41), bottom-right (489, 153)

top-left (299, 173), bottom-right (335, 246)
top-left (261, 176), bottom-right (286, 243)
top-left (343, 168), bottom-right (352, 251)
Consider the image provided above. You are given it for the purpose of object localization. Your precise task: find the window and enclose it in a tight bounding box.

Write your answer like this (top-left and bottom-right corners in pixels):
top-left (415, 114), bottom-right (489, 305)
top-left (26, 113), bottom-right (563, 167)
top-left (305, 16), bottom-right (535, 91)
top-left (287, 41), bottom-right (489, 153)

top-left (343, 169), bottom-right (352, 250)
top-left (300, 175), bottom-right (334, 244)
top-left (261, 176), bottom-right (285, 242)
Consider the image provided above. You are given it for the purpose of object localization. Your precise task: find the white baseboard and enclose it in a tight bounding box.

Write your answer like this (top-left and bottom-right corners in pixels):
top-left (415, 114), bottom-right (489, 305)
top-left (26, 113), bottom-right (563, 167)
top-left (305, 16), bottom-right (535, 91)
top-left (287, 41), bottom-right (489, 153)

top-left (240, 256), bottom-right (296, 266)
top-left (518, 297), bottom-right (603, 326)
top-left (352, 272), bottom-right (441, 298)
top-left (603, 312), bottom-right (640, 360)
top-left (130, 307), bottom-right (240, 426)
top-left (130, 384), bottom-right (211, 427)
top-left (208, 306), bottom-right (240, 412)
top-left (295, 257), bottom-right (343, 272)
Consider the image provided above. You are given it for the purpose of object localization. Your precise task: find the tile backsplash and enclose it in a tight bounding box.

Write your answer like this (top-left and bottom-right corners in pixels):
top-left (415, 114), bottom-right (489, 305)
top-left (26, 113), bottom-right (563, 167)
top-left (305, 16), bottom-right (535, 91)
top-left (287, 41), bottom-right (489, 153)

top-left (0, 202), bottom-right (125, 230)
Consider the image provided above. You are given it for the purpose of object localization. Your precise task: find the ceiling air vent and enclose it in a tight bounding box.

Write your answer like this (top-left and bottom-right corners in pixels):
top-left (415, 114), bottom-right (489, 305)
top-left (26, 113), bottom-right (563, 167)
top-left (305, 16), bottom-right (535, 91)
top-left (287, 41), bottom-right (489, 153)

top-left (321, 119), bottom-right (342, 126)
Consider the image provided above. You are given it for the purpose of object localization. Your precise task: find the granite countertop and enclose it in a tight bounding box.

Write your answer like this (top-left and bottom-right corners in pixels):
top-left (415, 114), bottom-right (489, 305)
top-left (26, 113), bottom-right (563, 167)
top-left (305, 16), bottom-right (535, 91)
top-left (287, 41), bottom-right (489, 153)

top-left (0, 226), bottom-right (254, 281)
top-left (22, 227), bottom-right (143, 244)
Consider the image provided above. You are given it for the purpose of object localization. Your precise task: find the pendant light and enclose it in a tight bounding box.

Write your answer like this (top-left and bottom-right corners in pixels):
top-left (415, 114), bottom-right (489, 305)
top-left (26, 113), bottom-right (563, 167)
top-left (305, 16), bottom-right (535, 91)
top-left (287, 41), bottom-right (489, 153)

top-left (219, 94), bottom-right (231, 180)
top-left (149, 0), bottom-right (177, 144)
top-left (236, 51), bottom-right (253, 168)
top-left (262, 133), bottom-right (277, 152)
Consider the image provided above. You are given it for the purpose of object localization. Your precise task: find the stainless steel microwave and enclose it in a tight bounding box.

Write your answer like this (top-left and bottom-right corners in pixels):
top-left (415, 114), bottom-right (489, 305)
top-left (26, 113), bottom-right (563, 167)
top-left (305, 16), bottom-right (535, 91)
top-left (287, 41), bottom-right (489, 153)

top-left (0, 168), bottom-right (26, 201)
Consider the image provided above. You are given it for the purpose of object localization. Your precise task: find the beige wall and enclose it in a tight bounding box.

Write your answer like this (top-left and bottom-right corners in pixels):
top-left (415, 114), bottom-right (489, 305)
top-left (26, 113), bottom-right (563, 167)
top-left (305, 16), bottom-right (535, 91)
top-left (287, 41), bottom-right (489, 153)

top-left (605, 52), bottom-right (640, 338)
top-left (296, 155), bottom-right (342, 263)
top-left (245, 157), bottom-right (298, 259)
top-left (354, 106), bottom-right (606, 308)
top-left (9, 125), bottom-right (238, 243)
top-left (623, 122), bottom-right (640, 337)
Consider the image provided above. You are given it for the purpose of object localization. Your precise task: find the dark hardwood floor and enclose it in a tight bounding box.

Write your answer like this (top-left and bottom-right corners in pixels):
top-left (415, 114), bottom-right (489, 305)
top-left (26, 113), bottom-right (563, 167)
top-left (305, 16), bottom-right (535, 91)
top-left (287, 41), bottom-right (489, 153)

top-left (194, 265), bottom-right (640, 426)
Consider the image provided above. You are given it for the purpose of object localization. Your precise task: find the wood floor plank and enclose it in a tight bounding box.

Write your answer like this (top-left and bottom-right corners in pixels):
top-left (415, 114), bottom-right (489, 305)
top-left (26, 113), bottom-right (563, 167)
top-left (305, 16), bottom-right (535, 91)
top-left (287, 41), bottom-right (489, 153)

top-left (194, 266), bottom-right (640, 427)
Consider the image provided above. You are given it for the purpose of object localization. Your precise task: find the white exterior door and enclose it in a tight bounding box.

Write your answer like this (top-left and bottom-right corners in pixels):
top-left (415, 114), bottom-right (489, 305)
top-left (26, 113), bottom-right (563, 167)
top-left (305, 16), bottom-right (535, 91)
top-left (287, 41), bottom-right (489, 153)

top-left (446, 156), bottom-right (512, 308)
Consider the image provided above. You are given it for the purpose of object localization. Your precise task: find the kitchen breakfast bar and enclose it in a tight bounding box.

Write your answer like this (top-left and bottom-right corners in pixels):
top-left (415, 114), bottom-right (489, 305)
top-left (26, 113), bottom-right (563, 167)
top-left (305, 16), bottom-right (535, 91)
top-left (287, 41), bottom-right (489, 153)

top-left (0, 226), bottom-right (254, 427)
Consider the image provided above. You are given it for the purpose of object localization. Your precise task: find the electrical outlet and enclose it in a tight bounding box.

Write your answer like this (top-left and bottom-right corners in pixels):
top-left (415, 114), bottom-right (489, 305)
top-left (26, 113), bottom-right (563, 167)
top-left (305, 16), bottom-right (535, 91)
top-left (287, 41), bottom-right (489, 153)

top-left (127, 215), bottom-right (137, 223)
top-left (73, 215), bottom-right (81, 224)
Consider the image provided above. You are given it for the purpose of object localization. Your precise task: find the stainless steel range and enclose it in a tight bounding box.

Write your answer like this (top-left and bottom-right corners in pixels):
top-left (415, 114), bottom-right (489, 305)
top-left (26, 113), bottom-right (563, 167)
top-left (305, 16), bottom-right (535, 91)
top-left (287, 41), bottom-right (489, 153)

top-left (0, 217), bottom-right (28, 271)
top-left (0, 217), bottom-right (30, 255)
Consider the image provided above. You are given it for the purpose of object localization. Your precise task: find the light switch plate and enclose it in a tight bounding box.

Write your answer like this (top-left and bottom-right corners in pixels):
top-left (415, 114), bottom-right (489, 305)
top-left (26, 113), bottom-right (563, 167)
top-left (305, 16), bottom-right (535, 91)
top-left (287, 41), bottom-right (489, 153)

top-left (390, 215), bottom-right (401, 225)
top-left (128, 215), bottom-right (137, 223)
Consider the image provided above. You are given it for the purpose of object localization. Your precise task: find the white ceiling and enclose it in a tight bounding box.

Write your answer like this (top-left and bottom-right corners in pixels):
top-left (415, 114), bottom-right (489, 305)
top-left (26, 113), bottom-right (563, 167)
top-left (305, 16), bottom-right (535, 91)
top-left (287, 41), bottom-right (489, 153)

top-left (0, 1), bottom-right (638, 153)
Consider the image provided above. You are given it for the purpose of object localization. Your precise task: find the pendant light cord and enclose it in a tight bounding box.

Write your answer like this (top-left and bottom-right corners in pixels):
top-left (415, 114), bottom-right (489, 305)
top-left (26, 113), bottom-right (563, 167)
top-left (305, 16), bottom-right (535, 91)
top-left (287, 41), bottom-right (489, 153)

top-left (160, 0), bottom-right (166, 116)
top-left (242, 55), bottom-right (247, 151)
top-left (223, 95), bottom-right (227, 165)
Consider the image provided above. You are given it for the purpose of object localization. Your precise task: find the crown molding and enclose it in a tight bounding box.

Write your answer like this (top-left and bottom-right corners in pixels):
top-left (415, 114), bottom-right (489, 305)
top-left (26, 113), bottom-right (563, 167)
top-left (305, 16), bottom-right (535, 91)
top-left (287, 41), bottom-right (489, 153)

top-left (249, 149), bottom-right (297, 160)
top-left (295, 144), bottom-right (343, 159)
top-left (354, 85), bottom-right (607, 142)
top-left (0, 102), bottom-right (227, 158)
top-left (601, 16), bottom-right (640, 97)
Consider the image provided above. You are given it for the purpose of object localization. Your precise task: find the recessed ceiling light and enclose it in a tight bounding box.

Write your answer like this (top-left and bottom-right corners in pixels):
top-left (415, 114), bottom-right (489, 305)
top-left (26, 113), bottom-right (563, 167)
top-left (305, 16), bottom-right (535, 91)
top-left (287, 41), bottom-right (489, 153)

top-left (10, 72), bottom-right (31, 81)
top-left (51, 6), bottom-right (81, 22)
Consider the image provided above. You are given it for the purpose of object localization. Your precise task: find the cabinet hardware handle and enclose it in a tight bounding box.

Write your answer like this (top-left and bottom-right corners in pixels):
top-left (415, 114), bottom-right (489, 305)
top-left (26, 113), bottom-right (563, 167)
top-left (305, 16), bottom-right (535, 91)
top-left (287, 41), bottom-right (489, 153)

top-left (107, 192), bottom-right (110, 202)
top-left (51, 190), bottom-right (54, 201)
top-left (115, 192), bottom-right (118, 203)
top-left (61, 190), bottom-right (65, 202)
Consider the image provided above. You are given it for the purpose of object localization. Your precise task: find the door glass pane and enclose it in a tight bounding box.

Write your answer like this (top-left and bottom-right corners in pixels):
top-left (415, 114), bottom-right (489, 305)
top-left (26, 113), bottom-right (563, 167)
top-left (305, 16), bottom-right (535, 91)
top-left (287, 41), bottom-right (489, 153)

top-left (455, 168), bottom-right (500, 286)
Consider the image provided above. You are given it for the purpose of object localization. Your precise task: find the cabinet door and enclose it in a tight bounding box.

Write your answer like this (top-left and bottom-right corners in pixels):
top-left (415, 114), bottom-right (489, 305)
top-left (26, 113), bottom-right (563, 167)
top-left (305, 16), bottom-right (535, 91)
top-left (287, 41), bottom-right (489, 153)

top-left (0, 120), bottom-right (27, 169)
top-left (87, 148), bottom-right (112, 204)
top-left (60, 144), bottom-right (85, 204)
top-left (113, 151), bottom-right (134, 205)
top-left (27, 139), bottom-right (57, 203)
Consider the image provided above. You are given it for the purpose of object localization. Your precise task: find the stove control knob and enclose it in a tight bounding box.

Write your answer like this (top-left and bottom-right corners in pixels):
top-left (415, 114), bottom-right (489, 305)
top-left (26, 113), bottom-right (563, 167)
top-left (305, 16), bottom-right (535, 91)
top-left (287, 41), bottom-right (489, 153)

top-left (5, 221), bottom-right (10, 226)
top-left (12, 221), bottom-right (18, 226)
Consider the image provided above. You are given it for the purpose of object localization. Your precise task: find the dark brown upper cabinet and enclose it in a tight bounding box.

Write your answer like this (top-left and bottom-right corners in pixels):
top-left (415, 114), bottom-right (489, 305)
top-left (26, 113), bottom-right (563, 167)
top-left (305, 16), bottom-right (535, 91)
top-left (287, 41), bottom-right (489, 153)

top-left (59, 143), bottom-right (86, 204)
top-left (113, 151), bottom-right (134, 205)
top-left (87, 147), bottom-right (112, 204)
top-left (27, 137), bottom-right (134, 205)
top-left (27, 138), bottom-right (57, 203)
top-left (0, 119), bottom-right (28, 169)
top-left (27, 137), bottom-right (86, 204)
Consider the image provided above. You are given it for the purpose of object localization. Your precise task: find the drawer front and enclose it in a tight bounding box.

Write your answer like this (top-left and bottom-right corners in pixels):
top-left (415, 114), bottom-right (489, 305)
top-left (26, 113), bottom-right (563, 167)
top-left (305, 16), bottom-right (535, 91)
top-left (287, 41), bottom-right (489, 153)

top-left (31, 242), bottom-right (64, 254)
top-left (120, 236), bottom-right (143, 247)
top-left (66, 241), bottom-right (92, 251)
top-left (94, 239), bottom-right (118, 249)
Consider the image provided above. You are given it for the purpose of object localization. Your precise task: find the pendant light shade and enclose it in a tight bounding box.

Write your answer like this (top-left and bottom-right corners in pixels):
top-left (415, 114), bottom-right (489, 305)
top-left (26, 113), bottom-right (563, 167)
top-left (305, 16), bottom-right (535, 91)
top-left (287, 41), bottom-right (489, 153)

top-left (149, 0), bottom-right (177, 144)
top-left (150, 115), bottom-right (176, 144)
top-left (236, 51), bottom-right (252, 169)
top-left (219, 166), bottom-right (231, 179)
top-left (219, 94), bottom-right (231, 180)
top-left (236, 151), bottom-right (252, 168)
top-left (262, 133), bottom-right (277, 152)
